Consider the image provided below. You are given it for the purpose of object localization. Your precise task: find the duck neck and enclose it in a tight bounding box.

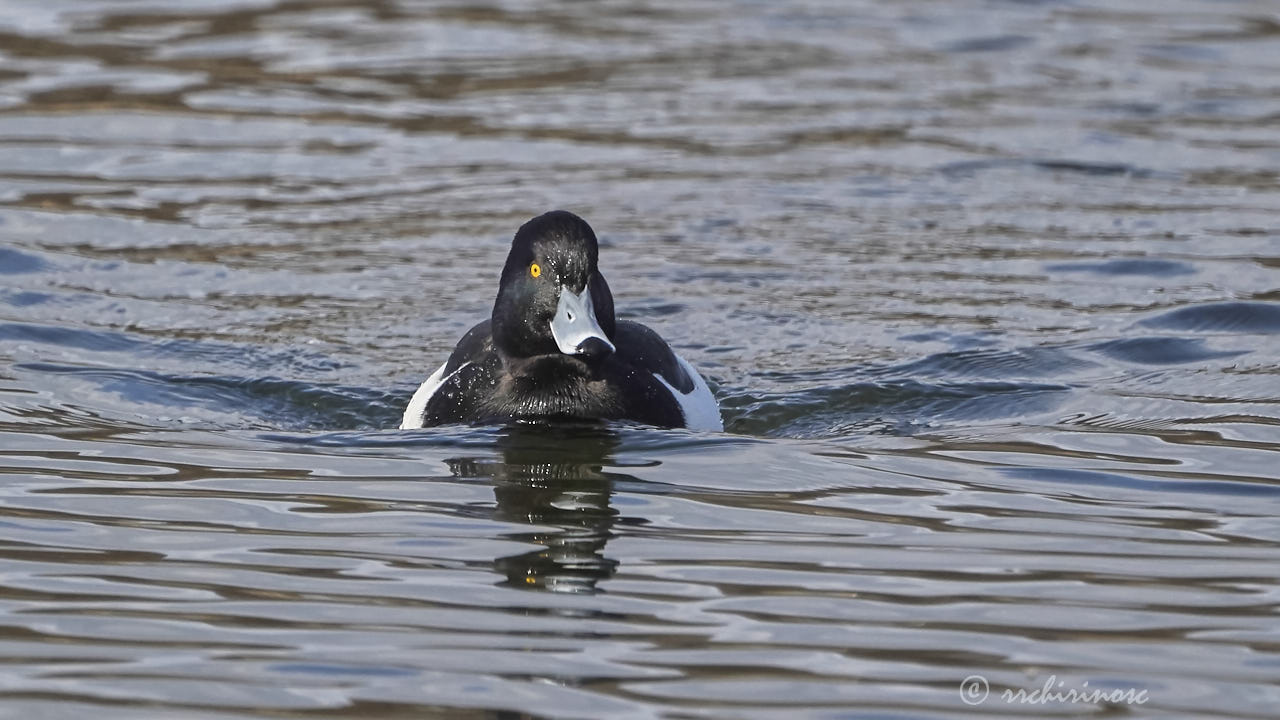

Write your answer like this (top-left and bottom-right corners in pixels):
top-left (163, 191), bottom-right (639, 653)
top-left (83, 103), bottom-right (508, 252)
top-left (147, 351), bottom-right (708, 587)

top-left (501, 352), bottom-right (595, 382)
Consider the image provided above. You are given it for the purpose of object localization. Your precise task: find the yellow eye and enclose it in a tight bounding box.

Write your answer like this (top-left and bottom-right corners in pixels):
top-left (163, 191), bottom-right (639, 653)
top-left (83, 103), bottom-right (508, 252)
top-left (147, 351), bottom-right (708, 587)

top-left (530, 263), bottom-right (541, 278)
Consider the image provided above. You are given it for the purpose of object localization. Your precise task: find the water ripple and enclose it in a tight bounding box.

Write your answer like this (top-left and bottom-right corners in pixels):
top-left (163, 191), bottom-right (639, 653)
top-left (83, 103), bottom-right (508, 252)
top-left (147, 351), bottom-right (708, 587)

top-left (0, 1), bottom-right (1278, 718)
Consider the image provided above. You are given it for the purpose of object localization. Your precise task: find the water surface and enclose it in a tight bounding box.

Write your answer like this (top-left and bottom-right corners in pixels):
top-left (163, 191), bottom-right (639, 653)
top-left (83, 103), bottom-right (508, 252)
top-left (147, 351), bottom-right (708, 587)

top-left (1, 0), bottom-right (1279, 717)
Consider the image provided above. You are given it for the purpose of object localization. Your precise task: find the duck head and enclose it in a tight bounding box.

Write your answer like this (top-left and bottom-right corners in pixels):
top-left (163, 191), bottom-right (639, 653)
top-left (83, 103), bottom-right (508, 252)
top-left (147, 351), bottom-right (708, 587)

top-left (491, 210), bottom-right (617, 363)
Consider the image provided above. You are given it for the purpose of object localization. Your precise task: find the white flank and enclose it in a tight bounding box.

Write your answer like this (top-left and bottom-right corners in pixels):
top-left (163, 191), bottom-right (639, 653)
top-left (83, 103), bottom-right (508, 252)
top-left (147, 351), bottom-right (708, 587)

top-left (400, 361), bottom-right (469, 429)
top-left (654, 354), bottom-right (723, 432)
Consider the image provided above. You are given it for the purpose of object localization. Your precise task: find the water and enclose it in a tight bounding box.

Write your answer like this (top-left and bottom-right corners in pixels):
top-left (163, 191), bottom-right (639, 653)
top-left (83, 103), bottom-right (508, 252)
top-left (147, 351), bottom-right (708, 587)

top-left (1, 0), bottom-right (1279, 717)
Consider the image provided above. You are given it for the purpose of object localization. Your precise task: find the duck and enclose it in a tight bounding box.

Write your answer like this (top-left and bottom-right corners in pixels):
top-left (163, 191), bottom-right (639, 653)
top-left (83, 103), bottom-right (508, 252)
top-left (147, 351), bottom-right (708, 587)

top-left (400, 210), bottom-right (723, 431)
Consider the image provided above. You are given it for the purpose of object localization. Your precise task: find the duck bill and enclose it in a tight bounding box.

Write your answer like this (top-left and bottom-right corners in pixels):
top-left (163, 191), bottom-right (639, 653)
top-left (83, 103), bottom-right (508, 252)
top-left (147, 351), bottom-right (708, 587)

top-left (550, 285), bottom-right (615, 357)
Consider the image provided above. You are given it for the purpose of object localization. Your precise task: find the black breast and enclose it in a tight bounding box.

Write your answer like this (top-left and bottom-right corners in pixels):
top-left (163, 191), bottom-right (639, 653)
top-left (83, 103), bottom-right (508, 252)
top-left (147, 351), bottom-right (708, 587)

top-left (422, 350), bottom-right (686, 428)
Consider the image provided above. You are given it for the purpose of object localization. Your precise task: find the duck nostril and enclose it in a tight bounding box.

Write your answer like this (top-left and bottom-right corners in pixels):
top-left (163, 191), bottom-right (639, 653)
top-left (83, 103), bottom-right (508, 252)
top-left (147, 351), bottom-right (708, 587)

top-left (567, 311), bottom-right (575, 322)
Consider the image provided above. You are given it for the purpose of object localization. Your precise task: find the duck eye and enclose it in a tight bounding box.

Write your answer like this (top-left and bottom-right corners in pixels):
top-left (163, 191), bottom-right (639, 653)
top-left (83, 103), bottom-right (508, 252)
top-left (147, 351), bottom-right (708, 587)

top-left (530, 263), bottom-right (541, 278)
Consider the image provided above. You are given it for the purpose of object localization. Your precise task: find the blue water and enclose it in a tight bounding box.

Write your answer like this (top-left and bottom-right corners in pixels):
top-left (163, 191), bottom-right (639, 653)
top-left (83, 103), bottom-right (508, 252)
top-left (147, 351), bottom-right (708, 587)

top-left (1, 1), bottom-right (1279, 718)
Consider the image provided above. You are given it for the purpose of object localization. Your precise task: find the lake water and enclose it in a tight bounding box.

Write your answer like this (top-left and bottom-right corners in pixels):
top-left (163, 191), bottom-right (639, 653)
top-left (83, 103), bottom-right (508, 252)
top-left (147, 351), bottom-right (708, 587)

top-left (1, 1), bottom-right (1279, 717)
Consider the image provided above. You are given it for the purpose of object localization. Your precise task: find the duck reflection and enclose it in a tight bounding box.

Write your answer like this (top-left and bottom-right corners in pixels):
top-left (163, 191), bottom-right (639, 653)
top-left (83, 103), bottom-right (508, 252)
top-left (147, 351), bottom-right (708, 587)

top-left (445, 424), bottom-right (640, 593)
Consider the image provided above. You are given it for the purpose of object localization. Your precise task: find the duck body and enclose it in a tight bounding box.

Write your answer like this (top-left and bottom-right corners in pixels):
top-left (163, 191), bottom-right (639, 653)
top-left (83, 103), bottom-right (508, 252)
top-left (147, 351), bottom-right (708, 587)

top-left (400, 211), bottom-right (722, 431)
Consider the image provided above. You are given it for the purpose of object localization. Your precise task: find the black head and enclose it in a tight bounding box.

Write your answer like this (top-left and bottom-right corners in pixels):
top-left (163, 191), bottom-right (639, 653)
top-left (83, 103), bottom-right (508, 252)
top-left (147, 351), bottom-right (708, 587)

top-left (491, 211), bottom-right (617, 361)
